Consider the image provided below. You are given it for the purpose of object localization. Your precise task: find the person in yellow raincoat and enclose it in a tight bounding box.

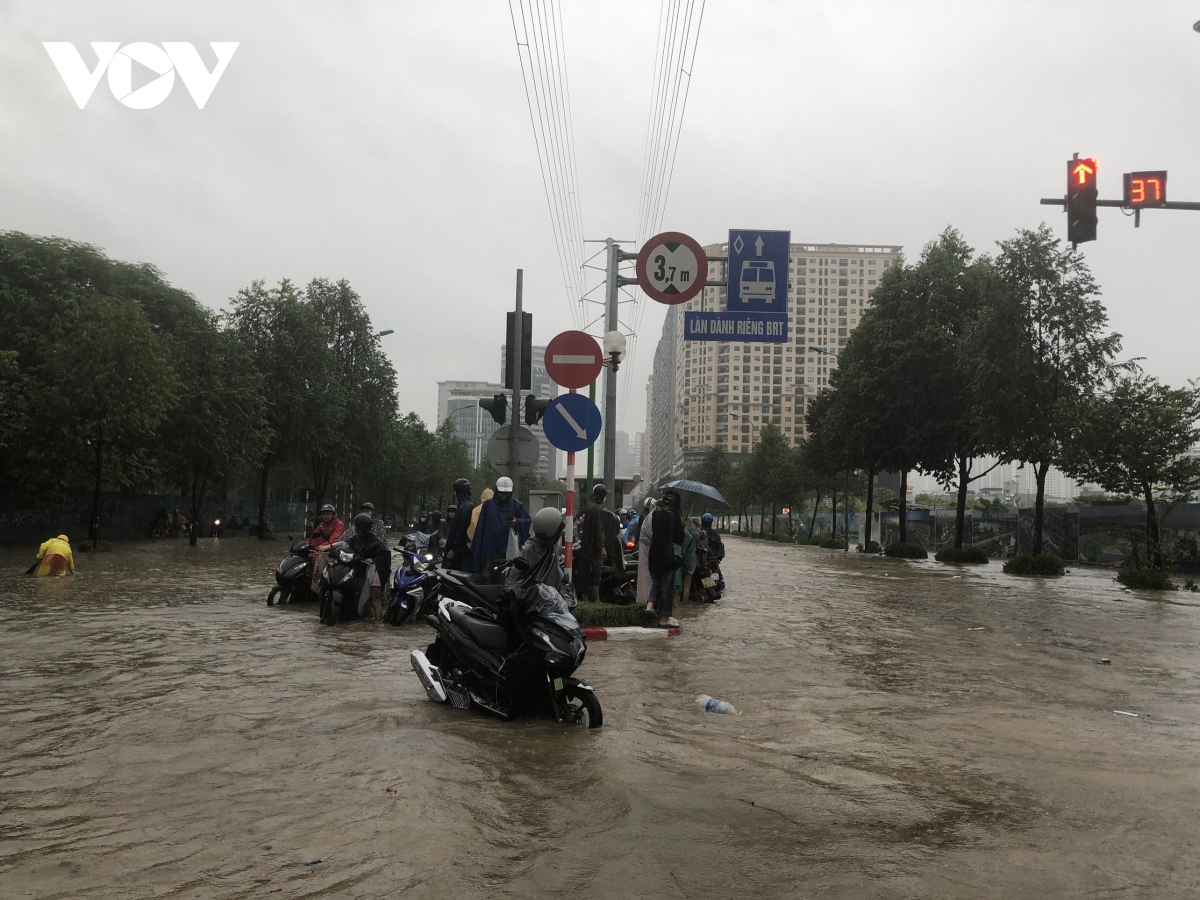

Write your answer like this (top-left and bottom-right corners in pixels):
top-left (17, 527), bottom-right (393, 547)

top-left (466, 488), bottom-right (493, 553)
top-left (35, 535), bottom-right (75, 576)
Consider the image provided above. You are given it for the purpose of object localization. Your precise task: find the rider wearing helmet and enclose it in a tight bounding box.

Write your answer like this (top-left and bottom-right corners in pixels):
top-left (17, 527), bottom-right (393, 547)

top-left (701, 512), bottom-right (725, 587)
top-left (357, 501), bottom-right (387, 544)
top-left (574, 483), bottom-right (622, 603)
top-left (308, 503), bottom-right (346, 595)
top-left (473, 475), bottom-right (531, 582)
top-left (310, 503), bottom-right (345, 548)
top-left (443, 478), bottom-right (475, 572)
top-left (331, 512), bottom-right (392, 622)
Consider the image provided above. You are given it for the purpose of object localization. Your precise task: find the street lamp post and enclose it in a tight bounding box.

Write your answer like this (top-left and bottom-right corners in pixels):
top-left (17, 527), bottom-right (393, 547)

top-left (600, 330), bottom-right (626, 512)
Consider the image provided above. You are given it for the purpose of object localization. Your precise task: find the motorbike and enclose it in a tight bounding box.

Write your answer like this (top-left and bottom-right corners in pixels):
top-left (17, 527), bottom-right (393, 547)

top-left (318, 548), bottom-right (376, 625)
top-left (268, 538), bottom-right (317, 606)
top-left (692, 549), bottom-right (723, 603)
top-left (410, 550), bottom-right (602, 727)
top-left (384, 536), bottom-right (440, 626)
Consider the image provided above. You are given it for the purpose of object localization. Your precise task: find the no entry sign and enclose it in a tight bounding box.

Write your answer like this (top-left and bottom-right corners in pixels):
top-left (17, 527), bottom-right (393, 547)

top-left (544, 330), bottom-right (603, 389)
top-left (636, 231), bottom-right (707, 305)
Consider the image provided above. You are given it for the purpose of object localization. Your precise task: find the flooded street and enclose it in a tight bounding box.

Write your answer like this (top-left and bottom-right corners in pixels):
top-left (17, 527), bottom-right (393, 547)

top-left (4, 536), bottom-right (1200, 898)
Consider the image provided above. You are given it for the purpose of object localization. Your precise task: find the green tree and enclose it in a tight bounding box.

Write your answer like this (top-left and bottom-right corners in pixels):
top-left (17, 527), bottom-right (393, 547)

top-left (228, 279), bottom-right (325, 530)
top-left (688, 444), bottom-right (731, 494)
top-left (35, 294), bottom-right (178, 540)
top-left (975, 224), bottom-right (1121, 553)
top-left (305, 278), bottom-right (399, 512)
top-left (1066, 372), bottom-right (1200, 568)
top-left (160, 312), bottom-right (269, 545)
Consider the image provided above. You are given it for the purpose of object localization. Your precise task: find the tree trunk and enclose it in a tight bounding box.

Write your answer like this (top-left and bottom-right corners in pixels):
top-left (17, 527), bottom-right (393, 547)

top-left (89, 430), bottom-right (104, 542)
top-left (759, 503), bottom-right (765, 537)
top-left (189, 463), bottom-right (209, 548)
top-left (831, 488), bottom-right (838, 538)
top-left (1144, 482), bottom-right (1162, 568)
top-left (954, 454), bottom-right (970, 549)
top-left (770, 501), bottom-right (777, 535)
top-left (864, 466), bottom-right (876, 547)
top-left (1033, 460), bottom-right (1048, 555)
top-left (809, 491), bottom-right (822, 536)
top-left (898, 469), bottom-right (909, 544)
top-left (257, 456), bottom-right (272, 541)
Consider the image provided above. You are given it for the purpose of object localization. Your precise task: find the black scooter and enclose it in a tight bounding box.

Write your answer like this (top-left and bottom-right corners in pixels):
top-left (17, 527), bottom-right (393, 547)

top-left (268, 538), bottom-right (316, 606)
top-left (410, 552), bottom-right (602, 727)
top-left (318, 548), bottom-right (373, 625)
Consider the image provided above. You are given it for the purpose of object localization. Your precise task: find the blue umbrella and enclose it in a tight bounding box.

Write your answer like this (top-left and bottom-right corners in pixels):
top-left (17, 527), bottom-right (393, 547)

top-left (662, 479), bottom-right (729, 510)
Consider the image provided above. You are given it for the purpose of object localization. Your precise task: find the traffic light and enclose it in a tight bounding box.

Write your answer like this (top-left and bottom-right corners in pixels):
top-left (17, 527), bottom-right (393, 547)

top-left (1067, 157), bottom-right (1098, 244)
top-left (479, 393), bottom-right (507, 425)
top-left (524, 394), bottom-right (551, 426)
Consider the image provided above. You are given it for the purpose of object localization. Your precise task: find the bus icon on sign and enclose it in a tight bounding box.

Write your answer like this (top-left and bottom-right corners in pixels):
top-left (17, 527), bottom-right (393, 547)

top-left (739, 260), bottom-right (776, 304)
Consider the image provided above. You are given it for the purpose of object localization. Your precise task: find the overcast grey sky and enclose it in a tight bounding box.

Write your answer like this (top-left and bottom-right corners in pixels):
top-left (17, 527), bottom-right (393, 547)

top-left (3, 1), bottom-right (1200, 434)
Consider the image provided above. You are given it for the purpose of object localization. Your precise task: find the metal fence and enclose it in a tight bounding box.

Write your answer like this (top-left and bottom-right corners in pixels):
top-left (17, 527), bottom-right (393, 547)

top-left (0, 491), bottom-right (308, 546)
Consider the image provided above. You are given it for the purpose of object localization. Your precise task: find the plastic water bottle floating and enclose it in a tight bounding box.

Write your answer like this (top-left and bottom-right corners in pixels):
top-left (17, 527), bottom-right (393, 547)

top-left (696, 694), bottom-right (737, 715)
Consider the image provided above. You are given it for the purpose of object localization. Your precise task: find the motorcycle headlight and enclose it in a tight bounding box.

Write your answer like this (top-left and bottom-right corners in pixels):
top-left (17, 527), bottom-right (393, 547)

top-left (424, 553), bottom-right (434, 561)
top-left (339, 550), bottom-right (354, 563)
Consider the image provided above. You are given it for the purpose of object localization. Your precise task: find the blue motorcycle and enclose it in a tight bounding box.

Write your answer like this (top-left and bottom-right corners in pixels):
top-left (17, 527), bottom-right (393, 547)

top-left (384, 533), bottom-right (439, 626)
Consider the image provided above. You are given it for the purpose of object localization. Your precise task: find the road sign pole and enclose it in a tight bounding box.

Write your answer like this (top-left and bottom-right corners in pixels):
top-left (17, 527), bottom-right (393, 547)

top-left (602, 238), bottom-right (619, 512)
top-left (510, 270), bottom-right (523, 479)
top-left (564, 388), bottom-right (577, 585)
top-left (586, 379), bottom-right (596, 502)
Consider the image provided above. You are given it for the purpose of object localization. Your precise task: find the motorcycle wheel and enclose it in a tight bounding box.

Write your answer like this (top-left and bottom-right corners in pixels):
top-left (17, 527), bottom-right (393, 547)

top-left (324, 589), bottom-right (343, 626)
top-left (267, 586), bottom-right (280, 607)
top-left (318, 587), bottom-right (332, 623)
top-left (562, 688), bottom-right (603, 729)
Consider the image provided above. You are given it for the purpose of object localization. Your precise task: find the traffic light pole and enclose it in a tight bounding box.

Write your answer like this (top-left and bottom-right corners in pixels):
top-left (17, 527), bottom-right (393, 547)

top-left (511, 270), bottom-right (523, 479)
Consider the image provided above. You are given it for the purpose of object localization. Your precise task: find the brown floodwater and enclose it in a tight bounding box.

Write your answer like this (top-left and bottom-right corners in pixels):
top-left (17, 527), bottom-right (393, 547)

top-left (3, 536), bottom-right (1200, 898)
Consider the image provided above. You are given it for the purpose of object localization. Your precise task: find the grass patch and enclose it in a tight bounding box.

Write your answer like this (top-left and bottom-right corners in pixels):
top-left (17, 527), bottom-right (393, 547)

top-left (573, 601), bottom-right (648, 628)
top-left (884, 542), bottom-right (928, 559)
top-left (820, 538), bottom-right (847, 550)
top-left (1002, 553), bottom-right (1065, 576)
top-left (859, 541), bottom-right (881, 554)
top-left (77, 540), bottom-right (113, 552)
top-left (935, 546), bottom-right (989, 565)
top-left (1116, 568), bottom-right (1177, 591)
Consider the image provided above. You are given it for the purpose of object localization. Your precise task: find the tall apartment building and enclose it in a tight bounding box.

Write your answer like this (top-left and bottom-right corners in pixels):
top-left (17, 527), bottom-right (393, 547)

top-left (498, 344), bottom-right (559, 479)
top-left (644, 240), bottom-right (901, 484)
top-left (437, 380), bottom-right (508, 470)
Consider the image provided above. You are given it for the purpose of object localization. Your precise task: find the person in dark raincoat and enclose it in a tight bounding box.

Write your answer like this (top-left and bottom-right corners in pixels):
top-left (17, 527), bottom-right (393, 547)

top-left (472, 476), bottom-right (531, 581)
top-left (443, 480), bottom-right (474, 572)
top-left (574, 484), bottom-right (623, 602)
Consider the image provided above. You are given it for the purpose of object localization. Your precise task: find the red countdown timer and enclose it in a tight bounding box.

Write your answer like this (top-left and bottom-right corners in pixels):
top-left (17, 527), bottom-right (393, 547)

top-left (1124, 170), bottom-right (1168, 208)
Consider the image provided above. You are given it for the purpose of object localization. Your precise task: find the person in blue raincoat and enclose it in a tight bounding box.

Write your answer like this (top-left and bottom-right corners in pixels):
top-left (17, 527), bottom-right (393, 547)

top-left (473, 476), bottom-right (531, 581)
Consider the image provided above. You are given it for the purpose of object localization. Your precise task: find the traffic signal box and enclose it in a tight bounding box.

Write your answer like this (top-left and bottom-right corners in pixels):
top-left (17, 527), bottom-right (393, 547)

top-left (1067, 157), bottom-right (1098, 244)
top-left (524, 395), bottom-right (551, 426)
top-left (480, 394), bottom-right (508, 425)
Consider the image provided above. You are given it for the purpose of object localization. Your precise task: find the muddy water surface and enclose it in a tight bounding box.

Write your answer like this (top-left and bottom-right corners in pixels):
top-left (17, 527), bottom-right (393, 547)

top-left (3, 537), bottom-right (1200, 898)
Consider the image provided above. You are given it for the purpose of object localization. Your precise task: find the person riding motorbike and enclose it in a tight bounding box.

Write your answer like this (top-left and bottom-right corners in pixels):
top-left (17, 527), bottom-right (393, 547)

top-left (443, 479), bottom-right (474, 572)
top-left (308, 504), bottom-right (345, 594)
top-left (701, 512), bottom-right (726, 588)
top-left (329, 513), bottom-right (392, 623)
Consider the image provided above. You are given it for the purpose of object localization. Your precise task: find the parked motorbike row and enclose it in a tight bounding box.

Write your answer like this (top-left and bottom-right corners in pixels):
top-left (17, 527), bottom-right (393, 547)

top-left (265, 525), bottom-right (602, 728)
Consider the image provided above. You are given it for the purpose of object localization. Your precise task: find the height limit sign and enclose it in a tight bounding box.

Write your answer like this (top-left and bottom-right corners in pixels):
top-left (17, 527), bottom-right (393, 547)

top-left (636, 231), bottom-right (707, 305)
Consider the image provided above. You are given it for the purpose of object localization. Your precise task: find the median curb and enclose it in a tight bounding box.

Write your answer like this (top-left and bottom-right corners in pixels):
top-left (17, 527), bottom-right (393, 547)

top-left (583, 625), bottom-right (681, 641)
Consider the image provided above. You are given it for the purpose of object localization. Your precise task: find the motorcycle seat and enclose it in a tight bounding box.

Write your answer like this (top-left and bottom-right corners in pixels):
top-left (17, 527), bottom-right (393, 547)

top-left (463, 580), bottom-right (508, 606)
top-left (447, 605), bottom-right (509, 650)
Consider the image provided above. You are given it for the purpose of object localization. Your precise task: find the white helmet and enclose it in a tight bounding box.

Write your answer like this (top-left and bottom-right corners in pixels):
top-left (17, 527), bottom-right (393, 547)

top-left (496, 476), bottom-right (514, 492)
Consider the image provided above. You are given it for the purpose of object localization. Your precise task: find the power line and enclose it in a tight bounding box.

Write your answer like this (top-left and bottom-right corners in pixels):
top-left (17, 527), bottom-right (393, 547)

top-left (622, 0), bottom-right (707, 425)
top-left (507, 0), bottom-right (587, 328)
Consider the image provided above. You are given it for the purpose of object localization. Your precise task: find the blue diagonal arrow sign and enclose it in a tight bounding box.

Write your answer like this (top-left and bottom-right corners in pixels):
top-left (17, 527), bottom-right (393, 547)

top-left (543, 393), bottom-right (602, 452)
